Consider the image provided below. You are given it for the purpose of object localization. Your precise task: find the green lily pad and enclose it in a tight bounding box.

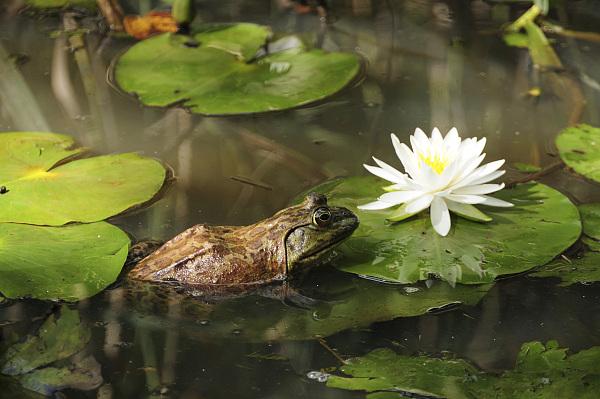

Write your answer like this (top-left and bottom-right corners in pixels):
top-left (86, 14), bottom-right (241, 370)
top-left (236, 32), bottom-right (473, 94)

top-left (579, 204), bottom-right (600, 240)
top-left (0, 222), bottom-right (129, 301)
top-left (126, 275), bottom-right (491, 342)
top-left (114, 24), bottom-right (361, 115)
top-left (513, 162), bottom-right (542, 173)
top-left (531, 253), bottom-right (600, 286)
top-left (25, 0), bottom-right (96, 9)
top-left (1, 307), bottom-right (90, 376)
top-left (0, 132), bottom-right (166, 226)
top-left (531, 203), bottom-right (600, 286)
top-left (307, 177), bottom-right (580, 285)
top-left (326, 341), bottom-right (600, 399)
top-left (556, 124), bottom-right (600, 184)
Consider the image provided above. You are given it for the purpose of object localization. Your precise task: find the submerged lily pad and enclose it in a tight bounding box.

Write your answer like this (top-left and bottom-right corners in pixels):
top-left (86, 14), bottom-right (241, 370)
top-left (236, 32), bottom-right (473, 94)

top-left (327, 341), bottom-right (600, 399)
top-left (0, 132), bottom-right (166, 226)
top-left (1, 307), bottom-right (102, 396)
top-left (1, 307), bottom-right (90, 376)
top-left (0, 222), bottom-right (129, 301)
top-left (307, 177), bottom-right (580, 285)
top-left (556, 124), bottom-right (600, 184)
top-left (18, 356), bottom-right (102, 396)
top-left (114, 24), bottom-right (361, 115)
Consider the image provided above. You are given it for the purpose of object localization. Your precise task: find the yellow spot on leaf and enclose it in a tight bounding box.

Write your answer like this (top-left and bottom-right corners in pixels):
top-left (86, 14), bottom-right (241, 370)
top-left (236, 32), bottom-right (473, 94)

top-left (21, 168), bottom-right (57, 180)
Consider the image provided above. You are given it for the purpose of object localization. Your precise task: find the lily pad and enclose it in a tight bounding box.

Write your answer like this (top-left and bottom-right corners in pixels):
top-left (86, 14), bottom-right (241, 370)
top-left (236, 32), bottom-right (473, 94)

top-left (327, 341), bottom-right (600, 399)
top-left (18, 356), bottom-right (102, 396)
top-left (1, 307), bottom-right (90, 376)
top-left (531, 253), bottom-right (600, 286)
top-left (25, 0), bottom-right (96, 9)
top-left (114, 24), bottom-right (361, 115)
top-left (306, 177), bottom-right (580, 285)
top-left (0, 222), bottom-right (129, 301)
top-left (579, 204), bottom-right (600, 240)
top-left (556, 124), bottom-right (600, 184)
top-left (513, 162), bottom-right (542, 173)
top-left (1, 307), bottom-right (102, 396)
top-left (0, 132), bottom-right (166, 226)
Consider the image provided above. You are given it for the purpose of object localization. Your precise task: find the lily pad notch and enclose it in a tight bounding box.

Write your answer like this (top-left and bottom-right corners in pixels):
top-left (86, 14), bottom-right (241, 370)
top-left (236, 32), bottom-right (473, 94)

top-left (0, 132), bottom-right (168, 302)
top-left (113, 23), bottom-right (362, 115)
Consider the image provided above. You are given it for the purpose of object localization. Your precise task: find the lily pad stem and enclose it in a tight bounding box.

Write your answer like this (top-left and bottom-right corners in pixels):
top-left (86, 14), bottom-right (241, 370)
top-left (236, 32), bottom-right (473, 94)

top-left (506, 161), bottom-right (564, 188)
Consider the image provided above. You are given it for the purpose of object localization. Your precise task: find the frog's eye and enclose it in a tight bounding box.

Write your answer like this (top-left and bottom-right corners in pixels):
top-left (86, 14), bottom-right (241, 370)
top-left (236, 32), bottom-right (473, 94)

top-left (313, 207), bottom-right (332, 227)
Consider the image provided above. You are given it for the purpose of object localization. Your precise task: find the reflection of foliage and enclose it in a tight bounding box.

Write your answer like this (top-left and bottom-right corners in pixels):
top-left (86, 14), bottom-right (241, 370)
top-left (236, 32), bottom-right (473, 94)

top-left (0, 132), bottom-right (166, 301)
top-left (327, 341), bottom-right (600, 399)
top-left (1, 307), bottom-right (102, 396)
top-left (503, 4), bottom-right (562, 69)
top-left (307, 177), bottom-right (580, 286)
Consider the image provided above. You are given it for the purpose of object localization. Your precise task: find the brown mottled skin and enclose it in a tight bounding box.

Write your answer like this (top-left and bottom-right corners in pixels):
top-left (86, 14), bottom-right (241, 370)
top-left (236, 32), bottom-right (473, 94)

top-left (128, 193), bottom-right (359, 286)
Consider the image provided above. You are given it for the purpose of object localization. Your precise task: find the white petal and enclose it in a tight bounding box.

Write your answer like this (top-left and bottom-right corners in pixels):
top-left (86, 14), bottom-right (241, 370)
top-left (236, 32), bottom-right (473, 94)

top-left (453, 154), bottom-right (485, 182)
top-left (452, 183), bottom-right (505, 195)
top-left (431, 127), bottom-right (443, 147)
top-left (474, 137), bottom-right (486, 158)
top-left (437, 158), bottom-right (461, 189)
top-left (444, 127), bottom-right (459, 145)
top-left (468, 170), bottom-right (506, 186)
top-left (358, 200), bottom-right (395, 210)
top-left (410, 128), bottom-right (431, 154)
top-left (363, 164), bottom-right (403, 184)
top-left (453, 159), bottom-right (505, 189)
top-left (370, 157), bottom-right (407, 183)
top-left (430, 197), bottom-right (451, 236)
top-left (444, 194), bottom-right (487, 204)
top-left (405, 194), bottom-right (434, 213)
top-left (412, 128), bottom-right (429, 151)
top-left (392, 135), bottom-right (420, 179)
top-left (480, 196), bottom-right (514, 207)
top-left (379, 190), bottom-right (423, 205)
top-left (443, 127), bottom-right (461, 153)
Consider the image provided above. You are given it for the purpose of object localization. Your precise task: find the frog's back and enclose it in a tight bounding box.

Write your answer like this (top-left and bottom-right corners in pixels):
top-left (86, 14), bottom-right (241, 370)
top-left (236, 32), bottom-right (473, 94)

top-left (127, 224), bottom-right (284, 285)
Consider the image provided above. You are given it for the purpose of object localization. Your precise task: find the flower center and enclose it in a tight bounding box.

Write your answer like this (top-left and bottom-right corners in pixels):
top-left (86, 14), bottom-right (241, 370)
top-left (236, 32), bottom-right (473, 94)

top-left (419, 153), bottom-right (448, 174)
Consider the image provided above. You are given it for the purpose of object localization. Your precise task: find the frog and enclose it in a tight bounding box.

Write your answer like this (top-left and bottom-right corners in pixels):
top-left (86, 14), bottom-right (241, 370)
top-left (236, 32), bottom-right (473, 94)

top-left (127, 193), bottom-right (359, 289)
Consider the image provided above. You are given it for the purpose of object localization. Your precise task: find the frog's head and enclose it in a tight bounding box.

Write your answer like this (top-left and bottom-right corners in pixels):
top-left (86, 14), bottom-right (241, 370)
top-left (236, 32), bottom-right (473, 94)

top-left (282, 193), bottom-right (359, 274)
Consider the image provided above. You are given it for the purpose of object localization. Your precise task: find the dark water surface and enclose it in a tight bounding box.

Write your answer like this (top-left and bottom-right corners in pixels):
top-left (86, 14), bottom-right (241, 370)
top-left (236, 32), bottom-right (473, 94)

top-left (2, 0), bottom-right (600, 398)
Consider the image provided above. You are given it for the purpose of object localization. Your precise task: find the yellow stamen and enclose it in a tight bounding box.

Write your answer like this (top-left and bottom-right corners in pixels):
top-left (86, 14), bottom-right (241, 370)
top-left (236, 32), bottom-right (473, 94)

top-left (419, 153), bottom-right (448, 174)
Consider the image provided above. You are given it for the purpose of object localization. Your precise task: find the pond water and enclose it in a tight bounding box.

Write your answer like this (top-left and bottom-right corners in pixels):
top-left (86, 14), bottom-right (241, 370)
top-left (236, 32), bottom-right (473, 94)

top-left (2, 0), bottom-right (600, 398)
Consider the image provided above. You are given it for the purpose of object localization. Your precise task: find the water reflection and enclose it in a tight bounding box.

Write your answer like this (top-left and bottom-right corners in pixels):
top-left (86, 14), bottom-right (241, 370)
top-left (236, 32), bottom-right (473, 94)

top-left (2, 0), bottom-right (600, 397)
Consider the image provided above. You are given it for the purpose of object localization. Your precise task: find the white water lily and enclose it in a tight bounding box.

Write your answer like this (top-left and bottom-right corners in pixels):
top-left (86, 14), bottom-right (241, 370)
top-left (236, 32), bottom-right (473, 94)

top-left (359, 127), bottom-right (513, 236)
